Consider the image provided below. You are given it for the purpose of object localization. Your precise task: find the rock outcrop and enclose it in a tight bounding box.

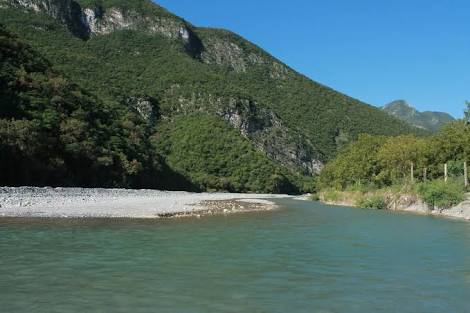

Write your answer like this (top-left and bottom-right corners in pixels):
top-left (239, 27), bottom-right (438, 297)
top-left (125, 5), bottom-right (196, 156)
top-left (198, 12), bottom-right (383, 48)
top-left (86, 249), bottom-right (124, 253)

top-left (79, 5), bottom-right (193, 41)
top-left (198, 29), bottom-right (290, 76)
top-left (218, 98), bottom-right (322, 174)
top-left (2, 0), bottom-right (202, 53)
top-left (6, 0), bottom-right (73, 22)
top-left (125, 96), bottom-right (159, 125)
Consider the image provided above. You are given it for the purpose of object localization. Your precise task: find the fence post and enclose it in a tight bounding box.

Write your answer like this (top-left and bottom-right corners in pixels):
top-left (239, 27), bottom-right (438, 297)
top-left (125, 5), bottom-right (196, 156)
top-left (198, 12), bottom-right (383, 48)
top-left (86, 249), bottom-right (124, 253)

top-left (444, 163), bottom-right (448, 183)
top-left (465, 161), bottom-right (468, 188)
top-left (410, 163), bottom-right (414, 183)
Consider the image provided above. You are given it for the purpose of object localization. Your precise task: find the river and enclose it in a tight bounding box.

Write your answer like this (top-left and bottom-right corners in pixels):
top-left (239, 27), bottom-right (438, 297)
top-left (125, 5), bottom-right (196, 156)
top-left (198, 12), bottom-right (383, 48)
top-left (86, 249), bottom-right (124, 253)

top-left (0, 199), bottom-right (469, 312)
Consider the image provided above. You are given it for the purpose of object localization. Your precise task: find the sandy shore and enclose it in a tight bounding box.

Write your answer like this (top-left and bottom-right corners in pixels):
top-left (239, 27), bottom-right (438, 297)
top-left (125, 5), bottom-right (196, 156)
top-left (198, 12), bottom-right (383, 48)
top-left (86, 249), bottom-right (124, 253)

top-left (0, 187), bottom-right (291, 218)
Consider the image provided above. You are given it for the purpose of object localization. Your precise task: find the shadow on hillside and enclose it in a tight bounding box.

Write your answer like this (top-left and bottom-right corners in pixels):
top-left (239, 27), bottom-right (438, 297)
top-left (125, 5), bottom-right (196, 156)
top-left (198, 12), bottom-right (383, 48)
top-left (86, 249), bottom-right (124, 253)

top-left (154, 161), bottom-right (200, 192)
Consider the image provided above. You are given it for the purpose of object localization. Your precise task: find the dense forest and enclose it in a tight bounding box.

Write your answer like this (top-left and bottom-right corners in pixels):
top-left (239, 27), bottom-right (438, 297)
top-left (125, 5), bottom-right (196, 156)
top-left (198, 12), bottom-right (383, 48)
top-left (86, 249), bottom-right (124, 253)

top-left (0, 24), bottom-right (166, 188)
top-left (318, 105), bottom-right (470, 208)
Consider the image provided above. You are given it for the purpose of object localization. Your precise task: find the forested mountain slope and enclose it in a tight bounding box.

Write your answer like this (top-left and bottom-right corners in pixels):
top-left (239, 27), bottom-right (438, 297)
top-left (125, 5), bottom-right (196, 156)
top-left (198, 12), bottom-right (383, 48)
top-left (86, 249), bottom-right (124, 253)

top-left (0, 24), bottom-right (163, 187)
top-left (0, 0), bottom-right (423, 192)
top-left (0, 24), bottom-right (306, 192)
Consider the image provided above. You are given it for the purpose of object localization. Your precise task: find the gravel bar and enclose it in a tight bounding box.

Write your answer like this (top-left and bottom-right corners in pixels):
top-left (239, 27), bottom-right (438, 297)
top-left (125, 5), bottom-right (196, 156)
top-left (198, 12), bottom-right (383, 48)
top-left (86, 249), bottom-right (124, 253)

top-left (0, 187), bottom-right (291, 218)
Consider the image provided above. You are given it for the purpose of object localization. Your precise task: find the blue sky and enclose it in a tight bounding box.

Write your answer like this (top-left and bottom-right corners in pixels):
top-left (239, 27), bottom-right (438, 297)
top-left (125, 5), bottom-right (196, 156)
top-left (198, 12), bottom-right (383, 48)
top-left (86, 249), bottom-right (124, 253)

top-left (157, 0), bottom-right (469, 118)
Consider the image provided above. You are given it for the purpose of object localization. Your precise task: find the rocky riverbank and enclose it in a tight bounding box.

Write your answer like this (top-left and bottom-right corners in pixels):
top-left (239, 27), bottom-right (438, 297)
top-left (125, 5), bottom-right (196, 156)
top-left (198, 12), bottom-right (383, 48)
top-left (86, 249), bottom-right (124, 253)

top-left (0, 187), bottom-right (290, 219)
top-left (319, 190), bottom-right (470, 221)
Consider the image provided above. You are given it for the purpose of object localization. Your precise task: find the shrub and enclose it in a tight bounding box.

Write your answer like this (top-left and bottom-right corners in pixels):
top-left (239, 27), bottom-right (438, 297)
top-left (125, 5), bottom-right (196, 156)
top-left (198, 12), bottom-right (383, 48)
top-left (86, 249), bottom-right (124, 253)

top-left (322, 189), bottom-right (341, 202)
top-left (417, 180), bottom-right (464, 209)
top-left (356, 194), bottom-right (387, 210)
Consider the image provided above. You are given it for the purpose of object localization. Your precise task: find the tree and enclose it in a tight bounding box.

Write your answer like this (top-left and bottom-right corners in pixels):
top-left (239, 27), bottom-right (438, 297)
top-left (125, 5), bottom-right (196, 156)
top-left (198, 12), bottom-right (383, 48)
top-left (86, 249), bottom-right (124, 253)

top-left (318, 134), bottom-right (385, 189)
top-left (431, 121), bottom-right (470, 185)
top-left (463, 101), bottom-right (470, 186)
top-left (377, 135), bottom-right (424, 184)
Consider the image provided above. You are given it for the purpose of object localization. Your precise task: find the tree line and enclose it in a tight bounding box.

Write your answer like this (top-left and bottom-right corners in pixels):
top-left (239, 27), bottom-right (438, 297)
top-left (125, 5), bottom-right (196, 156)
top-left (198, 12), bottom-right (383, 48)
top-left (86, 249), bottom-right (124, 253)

top-left (319, 103), bottom-right (470, 191)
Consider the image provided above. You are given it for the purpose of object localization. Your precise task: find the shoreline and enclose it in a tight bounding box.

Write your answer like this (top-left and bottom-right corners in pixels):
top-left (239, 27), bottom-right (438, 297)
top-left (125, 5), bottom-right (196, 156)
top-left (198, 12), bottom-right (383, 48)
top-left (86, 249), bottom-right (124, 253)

top-left (0, 187), bottom-right (291, 219)
top-left (316, 191), bottom-right (470, 221)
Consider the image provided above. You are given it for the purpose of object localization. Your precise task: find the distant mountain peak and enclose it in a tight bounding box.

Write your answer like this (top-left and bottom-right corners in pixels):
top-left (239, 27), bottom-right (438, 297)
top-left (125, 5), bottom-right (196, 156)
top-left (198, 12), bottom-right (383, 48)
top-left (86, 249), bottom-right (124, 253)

top-left (383, 100), bottom-right (418, 111)
top-left (382, 100), bottom-right (454, 132)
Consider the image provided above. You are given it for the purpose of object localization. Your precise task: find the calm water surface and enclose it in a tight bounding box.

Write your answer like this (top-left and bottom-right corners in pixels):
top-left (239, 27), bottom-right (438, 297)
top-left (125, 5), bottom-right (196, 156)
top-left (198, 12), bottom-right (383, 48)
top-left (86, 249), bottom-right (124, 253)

top-left (0, 199), bottom-right (469, 313)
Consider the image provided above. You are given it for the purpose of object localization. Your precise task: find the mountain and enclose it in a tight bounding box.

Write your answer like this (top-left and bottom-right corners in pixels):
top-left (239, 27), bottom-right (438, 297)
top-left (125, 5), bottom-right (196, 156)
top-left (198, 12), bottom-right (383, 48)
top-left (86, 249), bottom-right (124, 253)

top-left (0, 0), bottom-right (423, 193)
top-left (382, 100), bottom-right (455, 132)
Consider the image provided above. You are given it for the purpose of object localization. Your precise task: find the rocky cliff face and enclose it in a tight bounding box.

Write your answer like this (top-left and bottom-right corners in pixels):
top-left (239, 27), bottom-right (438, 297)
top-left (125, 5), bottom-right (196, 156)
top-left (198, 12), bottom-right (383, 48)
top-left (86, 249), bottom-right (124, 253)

top-left (4, 0), bottom-right (88, 37)
top-left (217, 98), bottom-right (322, 174)
top-left (197, 29), bottom-right (290, 77)
top-left (79, 5), bottom-right (204, 55)
top-left (2, 0), bottom-right (202, 53)
top-left (79, 6), bottom-right (190, 39)
top-left (6, 0), bottom-right (72, 22)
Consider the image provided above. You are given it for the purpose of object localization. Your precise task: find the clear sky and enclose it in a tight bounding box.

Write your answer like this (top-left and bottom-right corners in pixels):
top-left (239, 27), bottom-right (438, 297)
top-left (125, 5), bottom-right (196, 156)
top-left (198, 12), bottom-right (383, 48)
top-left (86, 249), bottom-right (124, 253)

top-left (157, 0), bottom-right (469, 118)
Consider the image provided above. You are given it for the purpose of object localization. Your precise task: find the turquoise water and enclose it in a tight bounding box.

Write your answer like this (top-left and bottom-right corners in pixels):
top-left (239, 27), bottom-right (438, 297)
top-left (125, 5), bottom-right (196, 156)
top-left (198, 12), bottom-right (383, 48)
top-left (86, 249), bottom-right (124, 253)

top-left (0, 199), bottom-right (469, 313)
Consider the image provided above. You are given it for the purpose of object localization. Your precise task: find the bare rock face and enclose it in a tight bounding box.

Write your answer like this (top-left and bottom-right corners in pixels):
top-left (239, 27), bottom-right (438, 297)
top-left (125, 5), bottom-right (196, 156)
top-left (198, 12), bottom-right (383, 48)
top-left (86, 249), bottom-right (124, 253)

top-left (5, 0), bottom-right (72, 20)
top-left (3, 0), bottom-right (88, 37)
top-left (199, 30), bottom-right (290, 77)
top-left (217, 98), bottom-right (323, 175)
top-left (81, 7), bottom-right (130, 35)
top-left (81, 6), bottom-right (189, 40)
top-left (200, 36), bottom-right (251, 73)
top-left (79, 5), bottom-right (203, 55)
top-left (2, 0), bottom-right (201, 51)
top-left (125, 96), bottom-right (158, 124)
top-left (220, 98), bottom-right (275, 136)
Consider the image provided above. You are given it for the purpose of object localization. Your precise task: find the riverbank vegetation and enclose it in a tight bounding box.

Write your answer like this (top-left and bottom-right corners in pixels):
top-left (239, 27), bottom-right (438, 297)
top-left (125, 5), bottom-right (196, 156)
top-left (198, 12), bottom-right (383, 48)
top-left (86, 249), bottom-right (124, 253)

top-left (318, 105), bottom-right (470, 209)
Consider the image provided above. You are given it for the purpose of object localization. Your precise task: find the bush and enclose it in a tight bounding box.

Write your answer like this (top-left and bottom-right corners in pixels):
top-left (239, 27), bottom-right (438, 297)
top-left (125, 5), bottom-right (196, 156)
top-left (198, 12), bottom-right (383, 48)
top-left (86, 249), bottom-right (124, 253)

top-left (322, 189), bottom-right (341, 202)
top-left (417, 180), bottom-right (464, 209)
top-left (356, 194), bottom-right (387, 210)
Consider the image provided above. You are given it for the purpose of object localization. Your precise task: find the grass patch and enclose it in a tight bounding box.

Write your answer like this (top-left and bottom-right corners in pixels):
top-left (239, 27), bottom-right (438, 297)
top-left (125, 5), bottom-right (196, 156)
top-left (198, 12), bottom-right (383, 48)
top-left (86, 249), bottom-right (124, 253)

top-left (322, 189), bottom-right (342, 202)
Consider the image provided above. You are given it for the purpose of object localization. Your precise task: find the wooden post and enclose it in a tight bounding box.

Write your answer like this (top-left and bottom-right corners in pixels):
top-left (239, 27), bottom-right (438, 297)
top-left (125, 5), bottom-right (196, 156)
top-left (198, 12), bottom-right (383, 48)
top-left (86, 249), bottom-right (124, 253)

top-left (423, 167), bottom-right (427, 181)
top-left (410, 162), bottom-right (414, 183)
top-left (444, 163), bottom-right (448, 183)
top-left (465, 161), bottom-right (468, 188)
